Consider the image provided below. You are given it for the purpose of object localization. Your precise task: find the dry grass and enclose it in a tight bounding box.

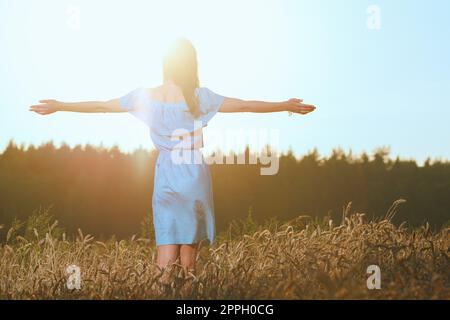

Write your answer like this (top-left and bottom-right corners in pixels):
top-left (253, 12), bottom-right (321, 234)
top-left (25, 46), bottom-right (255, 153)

top-left (0, 200), bottom-right (449, 299)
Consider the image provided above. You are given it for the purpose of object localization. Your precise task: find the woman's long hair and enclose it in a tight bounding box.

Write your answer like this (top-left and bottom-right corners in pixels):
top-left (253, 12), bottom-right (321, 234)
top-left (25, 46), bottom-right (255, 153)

top-left (163, 38), bottom-right (200, 117)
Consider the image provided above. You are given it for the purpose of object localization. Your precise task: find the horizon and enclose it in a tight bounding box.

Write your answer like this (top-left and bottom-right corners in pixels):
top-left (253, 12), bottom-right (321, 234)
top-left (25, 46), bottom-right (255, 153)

top-left (1, 0), bottom-right (450, 164)
top-left (2, 139), bottom-right (449, 166)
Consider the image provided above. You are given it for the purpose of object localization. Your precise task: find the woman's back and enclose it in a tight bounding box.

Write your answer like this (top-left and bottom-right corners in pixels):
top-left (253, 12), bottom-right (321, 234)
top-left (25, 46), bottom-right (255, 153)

top-left (119, 84), bottom-right (224, 152)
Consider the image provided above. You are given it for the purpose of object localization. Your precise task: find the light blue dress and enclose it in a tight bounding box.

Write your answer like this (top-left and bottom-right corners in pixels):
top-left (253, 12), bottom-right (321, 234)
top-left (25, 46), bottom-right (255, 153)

top-left (119, 87), bottom-right (224, 246)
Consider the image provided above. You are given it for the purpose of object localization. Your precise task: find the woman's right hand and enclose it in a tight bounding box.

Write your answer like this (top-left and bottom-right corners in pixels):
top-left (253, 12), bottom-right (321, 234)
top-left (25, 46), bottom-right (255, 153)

top-left (29, 99), bottom-right (61, 115)
top-left (285, 98), bottom-right (316, 115)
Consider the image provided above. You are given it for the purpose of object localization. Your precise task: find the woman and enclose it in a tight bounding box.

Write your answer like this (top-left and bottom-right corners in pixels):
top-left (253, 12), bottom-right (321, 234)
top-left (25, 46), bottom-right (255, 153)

top-left (30, 38), bottom-right (316, 272)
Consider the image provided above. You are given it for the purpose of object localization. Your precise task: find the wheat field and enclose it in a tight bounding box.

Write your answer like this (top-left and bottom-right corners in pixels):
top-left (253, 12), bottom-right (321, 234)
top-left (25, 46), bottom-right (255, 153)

top-left (0, 200), bottom-right (449, 299)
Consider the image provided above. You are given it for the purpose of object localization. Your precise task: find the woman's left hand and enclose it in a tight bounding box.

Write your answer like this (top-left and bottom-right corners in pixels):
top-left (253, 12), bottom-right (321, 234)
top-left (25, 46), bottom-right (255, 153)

top-left (29, 100), bottom-right (61, 115)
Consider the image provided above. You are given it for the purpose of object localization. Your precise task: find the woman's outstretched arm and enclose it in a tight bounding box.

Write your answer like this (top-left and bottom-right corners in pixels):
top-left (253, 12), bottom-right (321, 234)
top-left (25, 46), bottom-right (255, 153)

top-left (29, 98), bottom-right (124, 115)
top-left (220, 97), bottom-right (316, 115)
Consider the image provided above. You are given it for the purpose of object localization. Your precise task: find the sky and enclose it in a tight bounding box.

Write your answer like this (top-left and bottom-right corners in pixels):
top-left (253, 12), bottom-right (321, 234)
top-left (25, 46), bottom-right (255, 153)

top-left (1, 0), bottom-right (449, 163)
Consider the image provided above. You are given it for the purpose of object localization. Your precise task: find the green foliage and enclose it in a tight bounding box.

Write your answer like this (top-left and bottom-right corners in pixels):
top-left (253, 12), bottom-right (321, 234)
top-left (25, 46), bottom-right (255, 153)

top-left (220, 206), bottom-right (281, 241)
top-left (226, 206), bottom-right (259, 239)
top-left (139, 211), bottom-right (155, 241)
top-left (5, 207), bottom-right (64, 243)
top-left (0, 141), bottom-right (449, 240)
top-left (6, 218), bottom-right (25, 243)
top-left (24, 207), bottom-right (64, 241)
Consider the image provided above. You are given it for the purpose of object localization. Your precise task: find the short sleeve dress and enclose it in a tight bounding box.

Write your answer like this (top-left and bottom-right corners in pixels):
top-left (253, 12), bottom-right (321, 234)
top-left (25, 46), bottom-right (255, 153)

top-left (119, 87), bottom-right (225, 246)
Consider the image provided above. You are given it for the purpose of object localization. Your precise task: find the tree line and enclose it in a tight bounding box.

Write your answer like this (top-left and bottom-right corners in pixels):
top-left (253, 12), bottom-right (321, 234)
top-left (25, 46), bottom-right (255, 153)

top-left (0, 141), bottom-right (449, 240)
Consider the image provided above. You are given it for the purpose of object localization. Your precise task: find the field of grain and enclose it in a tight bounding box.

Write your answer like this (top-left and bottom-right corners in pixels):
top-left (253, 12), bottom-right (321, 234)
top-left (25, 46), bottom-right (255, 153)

top-left (0, 200), bottom-right (449, 299)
